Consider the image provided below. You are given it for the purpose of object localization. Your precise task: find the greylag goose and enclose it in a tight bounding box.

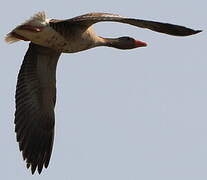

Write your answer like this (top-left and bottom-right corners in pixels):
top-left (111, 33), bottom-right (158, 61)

top-left (5, 12), bottom-right (201, 174)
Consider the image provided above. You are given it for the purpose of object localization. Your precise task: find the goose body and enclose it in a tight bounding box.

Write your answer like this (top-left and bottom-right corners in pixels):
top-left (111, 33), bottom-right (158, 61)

top-left (5, 12), bottom-right (201, 174)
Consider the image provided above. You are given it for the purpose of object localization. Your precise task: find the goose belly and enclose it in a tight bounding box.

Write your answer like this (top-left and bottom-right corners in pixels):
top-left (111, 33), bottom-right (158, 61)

top-left (15, 26), bottom-right (95, 53)
top-left (15, 26), bottom-right (70, 52)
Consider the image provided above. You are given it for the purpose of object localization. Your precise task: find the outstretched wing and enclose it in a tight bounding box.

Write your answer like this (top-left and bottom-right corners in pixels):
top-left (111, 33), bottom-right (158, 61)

top-left (15, 43), bottom-right (61, 174)
top-left (50, 12), bottom-right (201, 36)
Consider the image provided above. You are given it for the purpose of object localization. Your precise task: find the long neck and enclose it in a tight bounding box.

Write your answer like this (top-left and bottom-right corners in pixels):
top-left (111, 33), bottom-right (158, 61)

top-left (95, 36), bottom-right (120, 48)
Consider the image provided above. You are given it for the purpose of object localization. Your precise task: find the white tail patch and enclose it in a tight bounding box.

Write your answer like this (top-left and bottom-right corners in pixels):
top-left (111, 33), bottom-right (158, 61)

top-left (5, 11), bottom-right (47, 43)
top-left (22, 11), bottom-right (47, 26)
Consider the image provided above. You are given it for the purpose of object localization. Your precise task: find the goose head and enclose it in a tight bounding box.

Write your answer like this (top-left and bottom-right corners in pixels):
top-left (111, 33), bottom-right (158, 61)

top-left (102, 36), bottom-right (147, 50)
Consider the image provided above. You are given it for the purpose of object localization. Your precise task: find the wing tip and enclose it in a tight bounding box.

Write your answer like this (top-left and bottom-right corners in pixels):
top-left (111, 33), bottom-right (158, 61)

top-left (185, 29), bottom-right (202, 36)
top-left (177, 29), bottom-right (202, 36)
top-left (194, 30), bottom-right (203, 34)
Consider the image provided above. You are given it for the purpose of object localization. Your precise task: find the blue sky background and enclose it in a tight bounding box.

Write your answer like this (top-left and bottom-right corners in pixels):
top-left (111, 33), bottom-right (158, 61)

top-left (1, 0), bottom-right (206, 179)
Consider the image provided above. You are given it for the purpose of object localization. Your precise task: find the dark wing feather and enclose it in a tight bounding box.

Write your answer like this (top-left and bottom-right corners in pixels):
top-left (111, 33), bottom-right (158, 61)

top-left (50, 12), bottom-right (201, 36)
top-left (15, 43), bottom-right (61, 174)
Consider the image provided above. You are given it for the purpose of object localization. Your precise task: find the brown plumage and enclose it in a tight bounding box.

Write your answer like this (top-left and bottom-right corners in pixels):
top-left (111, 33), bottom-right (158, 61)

top-left (5, 12), bottom-right (201, 174)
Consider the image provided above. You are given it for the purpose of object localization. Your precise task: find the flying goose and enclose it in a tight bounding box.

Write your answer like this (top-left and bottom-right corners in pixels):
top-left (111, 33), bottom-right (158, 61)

top-left (5, 12), bottom-right (201, 174)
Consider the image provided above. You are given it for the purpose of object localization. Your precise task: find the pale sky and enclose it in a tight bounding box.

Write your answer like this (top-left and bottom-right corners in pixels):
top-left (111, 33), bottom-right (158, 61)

top-left (1, 0), bottom-right (206, 179)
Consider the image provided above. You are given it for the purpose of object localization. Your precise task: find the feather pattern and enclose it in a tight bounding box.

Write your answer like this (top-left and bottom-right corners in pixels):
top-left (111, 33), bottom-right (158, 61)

top-left (14, 43), bottom-right (61, 174)
top-left (50, 12), bottom-right (201, 36)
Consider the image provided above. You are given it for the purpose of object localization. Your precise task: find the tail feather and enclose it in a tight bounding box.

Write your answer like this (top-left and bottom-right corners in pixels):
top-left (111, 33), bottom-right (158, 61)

top-left (5, 11), bottom-right (47, 43)
top-left (22, 11), bottom-right (47, 27)
top-left (5, 33), bottom-right (21, 43)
